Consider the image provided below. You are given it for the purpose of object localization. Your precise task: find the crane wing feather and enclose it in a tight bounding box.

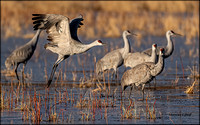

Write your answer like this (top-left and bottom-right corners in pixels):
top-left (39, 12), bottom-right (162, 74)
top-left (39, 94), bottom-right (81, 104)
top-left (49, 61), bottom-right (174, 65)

top-left (122, 64), bottom-right (152, 87)
top-left (69, 14), bottom-right (84, 42)
top-left (32, 14), bottom-right (71, 44)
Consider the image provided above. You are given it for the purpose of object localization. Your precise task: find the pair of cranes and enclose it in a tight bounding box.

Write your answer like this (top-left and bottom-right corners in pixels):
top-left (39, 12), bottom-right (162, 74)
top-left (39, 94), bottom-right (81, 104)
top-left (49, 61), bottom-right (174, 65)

top-left (5, 14), bottom-right (104, 87)
top-left (5, 14), bottom-right (181, 100)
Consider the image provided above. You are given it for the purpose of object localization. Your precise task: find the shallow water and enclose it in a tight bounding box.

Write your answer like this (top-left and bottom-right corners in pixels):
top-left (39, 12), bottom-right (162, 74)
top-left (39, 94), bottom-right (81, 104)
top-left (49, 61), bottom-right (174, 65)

top-left (1, 34), bottom-right (199, 124)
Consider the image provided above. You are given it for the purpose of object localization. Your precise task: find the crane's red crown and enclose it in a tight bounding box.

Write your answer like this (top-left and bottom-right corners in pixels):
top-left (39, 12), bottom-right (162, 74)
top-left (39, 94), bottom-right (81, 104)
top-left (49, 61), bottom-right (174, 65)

top-left (160, 48), bottom-right (164, 52)
top-left (98, 40), bottom-right (102, 43)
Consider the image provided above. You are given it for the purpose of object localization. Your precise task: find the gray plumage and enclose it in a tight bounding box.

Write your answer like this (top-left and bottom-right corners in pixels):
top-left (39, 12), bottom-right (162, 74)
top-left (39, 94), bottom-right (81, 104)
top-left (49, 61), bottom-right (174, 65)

top-left (124, 44), bottom-right (157, 68)
top-left (32, 14), bottom-right (104, 87)
top-left (5, 29), bottom-right (42, 82)
top-left (121, 48), bottom-right (165, 100)
top-left (96, 30), bottom-right (136, 78)
top-left (142, 30), bottom-right (181, 60)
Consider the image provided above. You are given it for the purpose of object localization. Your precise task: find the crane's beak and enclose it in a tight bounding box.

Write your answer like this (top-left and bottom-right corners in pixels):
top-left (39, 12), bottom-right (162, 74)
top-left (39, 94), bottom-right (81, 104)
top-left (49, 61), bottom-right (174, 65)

top-left (102, 43), bottom-right (106, 46)
top-left (132, 33), bottom-right (137, 36)
top-left (174, 32), bottom-right (182, 36)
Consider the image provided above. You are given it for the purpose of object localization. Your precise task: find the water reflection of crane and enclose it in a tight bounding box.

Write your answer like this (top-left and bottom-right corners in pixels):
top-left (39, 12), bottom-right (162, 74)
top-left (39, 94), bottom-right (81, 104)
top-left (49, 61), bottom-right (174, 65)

top-left (5, 29), bottom-right (42, 83)
top-left (32, 14), bottom-right (104, 88)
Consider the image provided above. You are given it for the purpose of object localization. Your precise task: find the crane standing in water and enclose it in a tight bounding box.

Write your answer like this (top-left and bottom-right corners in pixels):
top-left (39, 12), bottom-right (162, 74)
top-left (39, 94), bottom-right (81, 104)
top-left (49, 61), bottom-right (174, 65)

top-left (142, 30), bottom-right (181, 60)
top-left (32, 14), bottom-right (104, 88)
top-left (124, 44), bottom-right (158, 88)
top-left (5, 29), bottom-right (42, 83)
top-left (96, 30), bottom-right (136, 79)
top-left (121, 48), bottom-right (165, 100)
top-left (124, 43), bottom-right (157, 68)
top-left (141, 30), bottom-right (181, 88)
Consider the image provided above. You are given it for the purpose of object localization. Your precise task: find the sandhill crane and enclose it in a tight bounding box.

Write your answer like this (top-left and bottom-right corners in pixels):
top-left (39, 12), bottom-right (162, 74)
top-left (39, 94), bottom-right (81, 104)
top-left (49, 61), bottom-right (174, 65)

top-left (124, 44), bottom-right (157, 88)
top-left (124, 44), bottom-right (157, 68)
top-left (142, 30), bottom-right (181, 60)
top-left (32, 14), bottom-right (104, 88)
top-left (96, 30), bottom-right (136, 79)
top-left (121, 48), bottom-right (165, 100)
top-left (5, 29), bottom-right (42, 83)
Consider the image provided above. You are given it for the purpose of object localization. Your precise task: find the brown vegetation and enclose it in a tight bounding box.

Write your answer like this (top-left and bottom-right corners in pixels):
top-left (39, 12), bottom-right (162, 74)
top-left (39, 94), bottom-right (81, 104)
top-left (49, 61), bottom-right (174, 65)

top-left (1, 1), bottom-right (199, 43)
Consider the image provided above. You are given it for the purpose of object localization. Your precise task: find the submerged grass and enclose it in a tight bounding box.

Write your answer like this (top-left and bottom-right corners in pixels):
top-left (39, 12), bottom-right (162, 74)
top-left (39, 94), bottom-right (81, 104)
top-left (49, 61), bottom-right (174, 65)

top-left (1, 67), bottom-right (199, 124)
top-left (185, 80), bottom-right (199, 94)
top-left (1, 77), bottom-right (162, 124)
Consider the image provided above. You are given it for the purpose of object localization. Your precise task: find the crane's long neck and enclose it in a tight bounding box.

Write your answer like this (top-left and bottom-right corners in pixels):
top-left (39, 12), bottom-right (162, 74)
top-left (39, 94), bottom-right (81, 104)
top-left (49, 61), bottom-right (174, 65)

top-left (80, 41), bottom-right (100, 53)
top-left (122, 33), bottom-right (130, 58)
top-left (151, 48), bottom-right (157, 63)
top-left (150, 54), bottom-right (164, 76)
top-left (27, 29), bottom-right (42, 47)
top-left (165, 34), bottom-right (174, 58)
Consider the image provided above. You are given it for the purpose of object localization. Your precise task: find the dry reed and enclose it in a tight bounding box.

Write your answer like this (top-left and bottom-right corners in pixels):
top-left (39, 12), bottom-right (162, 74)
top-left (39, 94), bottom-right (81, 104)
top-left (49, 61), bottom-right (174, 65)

top-left (1, 1), bottom-right (198, 46)
top-left (185, 80), bottom-right (198, 94)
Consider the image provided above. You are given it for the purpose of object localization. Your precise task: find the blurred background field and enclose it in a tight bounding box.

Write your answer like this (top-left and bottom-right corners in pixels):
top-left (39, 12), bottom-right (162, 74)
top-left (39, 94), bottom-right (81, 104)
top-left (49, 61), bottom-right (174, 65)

top-left (1, 1), bottom-right (199, 45)
top-left (1, 1), bottom-right (199, 124)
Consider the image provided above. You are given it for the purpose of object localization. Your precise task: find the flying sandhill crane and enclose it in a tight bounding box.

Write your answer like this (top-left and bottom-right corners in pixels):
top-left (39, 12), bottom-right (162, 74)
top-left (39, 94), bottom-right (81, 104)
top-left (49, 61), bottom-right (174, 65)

top-left (96, 30), bottom-right (136, 79)
top-left (5, 29), bottom-right (42, 83)
top-left (124, 44), bottom-right (157, 68)
top-left (121, 48), bottom-right (165, 100)
top-left (142, 30), bottom-right (181, 60)
top-left (32, 14), bottom-right (104, 88)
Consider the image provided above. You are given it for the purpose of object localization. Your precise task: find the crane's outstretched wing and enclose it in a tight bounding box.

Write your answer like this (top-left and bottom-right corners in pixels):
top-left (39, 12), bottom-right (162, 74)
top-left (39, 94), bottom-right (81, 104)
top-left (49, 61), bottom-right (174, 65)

top-left (70, 14), bottom-right (84, 42)
top-left (32, 14), bottom-right (71, 44)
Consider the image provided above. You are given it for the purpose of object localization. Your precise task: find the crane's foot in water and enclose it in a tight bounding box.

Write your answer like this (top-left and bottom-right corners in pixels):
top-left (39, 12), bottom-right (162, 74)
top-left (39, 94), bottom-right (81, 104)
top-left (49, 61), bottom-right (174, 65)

top-left (154, 84), bottom-right (157, 90)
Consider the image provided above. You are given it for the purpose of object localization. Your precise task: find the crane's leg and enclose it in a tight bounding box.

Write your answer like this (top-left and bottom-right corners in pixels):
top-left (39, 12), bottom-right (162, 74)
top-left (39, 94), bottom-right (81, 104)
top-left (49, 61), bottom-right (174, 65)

top-left (99, 72), bottom-right (104, 81)
top-left (111, 68), bottom-right (117, 80)
top-left (14, 64), bottom-right (20, 83)
top-left (129, 86), bottom-right (133, 99)
top-left (47, 57), bottom-right (64, 88)
top-left (154, 77), bottom-right (156, 90)
top-left (47, 64), bottom-right (59, 88)
top-left (141, 84), bottom-right (145, 101)
top-left (22, 63), bottom-right (26, 84)
top-left (114, 69), bottom-right (117, 79)
top-left (121, 86), bottom-right (125, 103)
top-left (111, 70), bottom-right (114, 80)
